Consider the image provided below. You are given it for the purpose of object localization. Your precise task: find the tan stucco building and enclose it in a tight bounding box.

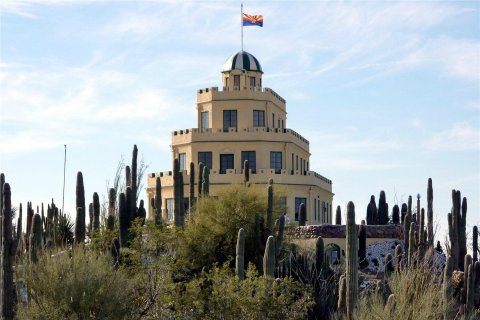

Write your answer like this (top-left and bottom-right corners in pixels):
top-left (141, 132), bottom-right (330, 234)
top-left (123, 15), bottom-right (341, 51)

top-left (146, 51), bottom-right (334, 225)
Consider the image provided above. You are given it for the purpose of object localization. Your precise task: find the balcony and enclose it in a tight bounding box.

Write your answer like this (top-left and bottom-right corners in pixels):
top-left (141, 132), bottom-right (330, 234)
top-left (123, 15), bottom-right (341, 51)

top-left (171, 127), bottom-right (310, 151)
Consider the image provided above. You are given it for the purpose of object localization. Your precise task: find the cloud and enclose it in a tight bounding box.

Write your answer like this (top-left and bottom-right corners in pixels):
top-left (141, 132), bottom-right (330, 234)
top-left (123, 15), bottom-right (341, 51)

top-left (426, 122), bottom-right (480, 151)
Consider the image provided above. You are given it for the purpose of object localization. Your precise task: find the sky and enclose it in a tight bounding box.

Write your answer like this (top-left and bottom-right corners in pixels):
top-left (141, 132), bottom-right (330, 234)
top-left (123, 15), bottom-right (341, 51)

top-left (1, 1), bottom-right (479, 245)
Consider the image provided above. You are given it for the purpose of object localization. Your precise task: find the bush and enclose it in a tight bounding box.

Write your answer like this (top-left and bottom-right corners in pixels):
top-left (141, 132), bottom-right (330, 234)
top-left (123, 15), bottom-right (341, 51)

top-left (17, 247), bottom-right (137, 320)
top-left (177, 184), bottom-right (285, 272)
top-left (164, 263), bottom-right (314, 319)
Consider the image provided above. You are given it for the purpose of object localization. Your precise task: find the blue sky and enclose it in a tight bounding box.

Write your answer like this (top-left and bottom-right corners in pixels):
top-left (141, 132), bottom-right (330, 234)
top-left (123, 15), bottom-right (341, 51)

top-left (1, 1), bottom-right (479, 244)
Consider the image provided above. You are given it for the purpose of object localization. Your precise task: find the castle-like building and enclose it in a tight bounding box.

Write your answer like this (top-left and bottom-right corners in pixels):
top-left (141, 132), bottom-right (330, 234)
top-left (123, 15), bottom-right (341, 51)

top-left (147, 51), bottom-right (333, 225)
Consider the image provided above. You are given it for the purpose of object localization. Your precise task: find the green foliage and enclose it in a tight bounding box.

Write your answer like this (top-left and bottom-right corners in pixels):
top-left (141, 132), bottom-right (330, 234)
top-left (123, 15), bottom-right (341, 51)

top-left (165, 263), bottom-right (314, 319)
top-left (17, 247), bottom-right (137, 320)
top-left (177, 184), bottom-right (279, 271)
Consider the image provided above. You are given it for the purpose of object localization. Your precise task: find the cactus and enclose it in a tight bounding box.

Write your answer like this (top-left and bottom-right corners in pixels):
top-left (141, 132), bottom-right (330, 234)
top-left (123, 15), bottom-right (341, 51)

top-left (75, 171), bottom-right (86, 244)
top-left (335, 206), bottom-right (341, 225)
top-left (93, 192), bottom-right (100, 231)
top-left (202, 165), bottom-right (209, 196)
top-left (459, 196), bottom-right (467, 271)
top-left (263, 235), bottom-right (276, 277)
top-left (418, 208), bottom-right (425, 260)
top-left (427, 178), bottom-right (434, 246)
top-left (473, 226), bottom-right (478, 263)
top-left (154, 177), bottom-right (162, 226)
top-left (137, 200), bottom-right (146, 225)
top-left (315, 236), bottom-right (324, 274)
top-left (400, 203), bottom-right (407, 224)
top-left (358, 223), bottom-right (367, 268)
top-left (131, 144), bottom-right (138, 201)
top-left (267, 180), bottom-right (273, 232)
top-left (466, 263), bottom-right (475, 311)
top-left (88, 203), bottom-right (93, 233)
top-left (394, 244), bottom-right (403, 272)
top-left (378, 191), bottom-right (388, 225)
top-left (338, 274), bottom-right (346, 313)
top-left (385, 294), bottom-right (396, 313)
top-left (178, 173), bottom-right (185, 224)
top-left (275, 214), bottom-right (285, 257)
top-left (111, 237), bottom-right (121, 268)
top-left (17, 203), bottom-right (22, 242)
top-left (391, 205), bottom-right (399, 224)
top-left (385, 253), bottom-right (394, 278)
top-left (346, 201), bottom-right (358, 319)
top-left (298, 203), bottom-right (306, 226)
top-left (107, 188), bottom-right (115, 231)
top-left (463, 254), bottom-right (472, 302)
top-left (198, 162), bottom-right (204, 197)
top-left (235, 228), bottom-right (245, 280)
top-left (2, 182), bottom-right (18, 319)
top-left (30, 213), bottom-right (43, 263)
top-left (243, 160), bottom-right (249, 184)
top-left (443, 256), bottom-right (454, 320)
top-left (474, 261), bottom-right (480, 308)
top-left (118, 192), bottom-right (128, 247)
top-left (189, 161), bottom-right (195, 213)
top-left (404, 211), bottom-right (411, 255)
top-left (366, 195), bottom-right (377, 225)
top-left (408, 222), bottom-right (417, 267)
top-left (125, 165), bottom-right (131, 188)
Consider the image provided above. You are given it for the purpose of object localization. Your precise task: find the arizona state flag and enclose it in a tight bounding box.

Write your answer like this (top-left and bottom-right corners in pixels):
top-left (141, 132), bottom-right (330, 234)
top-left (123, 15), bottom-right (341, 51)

top-left (242, 13), bottom-right (263, 27)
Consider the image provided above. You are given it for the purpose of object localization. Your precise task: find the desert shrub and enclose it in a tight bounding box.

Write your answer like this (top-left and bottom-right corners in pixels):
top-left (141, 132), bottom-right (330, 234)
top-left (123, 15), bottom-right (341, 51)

top-left (334, 264), bottom-right (443, 320)
top-left (176, 184), bottom-right (285, 271)
top-left (17, 247), bottom-right (137, 320)
top-left (163, 263), bottom-right (314, 319)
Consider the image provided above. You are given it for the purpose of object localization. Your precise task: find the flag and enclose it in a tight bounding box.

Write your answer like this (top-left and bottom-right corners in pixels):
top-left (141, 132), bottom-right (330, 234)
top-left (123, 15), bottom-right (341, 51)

top-left (242, 13), bottom-right (263, 27)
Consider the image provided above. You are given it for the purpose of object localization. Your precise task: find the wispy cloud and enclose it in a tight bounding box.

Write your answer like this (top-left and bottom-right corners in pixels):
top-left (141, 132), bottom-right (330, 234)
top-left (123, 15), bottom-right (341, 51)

top-left (426, 122), bottom-right (480, 151)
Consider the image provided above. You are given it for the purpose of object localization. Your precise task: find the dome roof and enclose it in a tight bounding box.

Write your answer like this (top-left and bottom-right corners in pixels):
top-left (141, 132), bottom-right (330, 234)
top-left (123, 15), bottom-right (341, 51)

top-left (222, 51), bottom-right (263, 73)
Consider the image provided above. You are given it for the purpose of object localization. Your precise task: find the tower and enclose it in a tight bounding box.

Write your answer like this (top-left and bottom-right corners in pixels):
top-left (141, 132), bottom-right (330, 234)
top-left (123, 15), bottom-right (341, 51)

top-left (147, 50), bottom-right (333, 225)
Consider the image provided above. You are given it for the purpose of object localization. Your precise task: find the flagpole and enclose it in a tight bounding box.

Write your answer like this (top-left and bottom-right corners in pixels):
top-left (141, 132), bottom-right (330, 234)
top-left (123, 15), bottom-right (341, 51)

top-left (62, 144), bottom-right (66, 215)
top-left (241, 3), bottom-right (244, 51)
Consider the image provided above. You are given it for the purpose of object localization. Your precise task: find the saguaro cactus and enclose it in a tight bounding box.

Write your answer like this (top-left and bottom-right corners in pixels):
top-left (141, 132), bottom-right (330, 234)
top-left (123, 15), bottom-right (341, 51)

top-left (267, 180), bottom-right (273, 232)
top-left (154, 177), bottom-right (162, 226)
top-left (358, 222), bottom-right (367, 268)
top-left (111, 237), bottom-right (121, 268)
top-left (75, 171), bottom-right (86, 244)
top-left (378, 191), bottom-right (388, 225)
top-left (404, 211), bottom-right (411, 255)
top-left (459, 196), bottom-right (467, 271)
top-left (315, 236), bottom-right (324, 273)
top-left (131, 144), bottom-right (138, 201)
top-left (236, 228), bottom-right (245, 280)
top-left (125, 165), bottom-right (131, 188)
top-left (335, 206), bottom-right (342, 225)
top-left (427, 178), bottom-right (434, 246)
top-left (198, 162), bottom-right (204, 197)
top-left (173, 158), bottom-right (183, 227)
top-left (394, 244), bottom-right (403, 272)
top-left (448, 190), bottom-right (468, 270)
top-left (473, 226), bottom-right (478, 263)
top-left (443, 256), bottom-right (454, 320)
top-left (189, 162), bottom-right (195, 212)
top-left (298, 203), bottom-right (306, 226)
top-left (263, 235), bottom-right (276, 277)
top-left (366, 195), bottom-right (377, 225)
top-left (401, 203), bottom-right (407, 224)
top-left (243, 160), bottom-right (249, 184)
top-left (2, 183), bottom-right (17, 319)
top-left (466, 263), bottom-right (475, 311)
top-left (30, 213), bottom-right (43, 263)
top-left (391, 205), bottom-right (399, 224)
top-left (107, 188), bottom-right (115, 231)
top-left (408, 222), bottom-right (417, 267)
top-left (118, 192), bottom-right (129, 247)
top-left (338, 274), bottom-right (346, 313)
top-left (346, 201), bottom-right (358, 319)
top-left (93, 192), bottom-right (100, 231)
top-left (275, 214), bottom-right (285, 257)
top-left (385, 254), bottom-right (394, 278)
top-left (202, 165), bottom-right (209, 196)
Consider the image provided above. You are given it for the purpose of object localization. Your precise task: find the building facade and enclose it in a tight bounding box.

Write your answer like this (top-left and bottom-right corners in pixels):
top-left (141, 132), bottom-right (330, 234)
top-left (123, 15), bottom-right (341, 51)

top-left (146, 51), bottom-right (334, 225)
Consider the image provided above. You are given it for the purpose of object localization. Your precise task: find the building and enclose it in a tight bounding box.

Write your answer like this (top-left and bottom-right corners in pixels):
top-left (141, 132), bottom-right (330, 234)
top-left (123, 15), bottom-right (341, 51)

top-left (146, 50), bottom-right (334, 225)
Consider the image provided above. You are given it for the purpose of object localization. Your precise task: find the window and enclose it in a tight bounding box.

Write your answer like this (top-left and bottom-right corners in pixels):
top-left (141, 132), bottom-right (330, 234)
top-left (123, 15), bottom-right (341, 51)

top-left (272, 113), bottom-right (275, 128)
top-left (278, 119), bottom-right (281, 129)
top-left (234, 75), bottom-right (240, 88)
top-left (250, 77), bottom-right (256, 88)
top-left (166, 198), bottom-right (174, 221)
top-left (198, 152), bottom-right (212, 170)
top-left (253, 110), bottom-right (265, 127)
top-left (220, 154), bottom-right (234, 174)
top-left (241, 151), bottom-right (256, 173)
top-left (223, 110), bottom-right (237, 131)
top-left (201, 111), bottom-right (209, 130)
top-left (270, 151), bottom-right (282, 174)
top-left (314, 199), bottom-right (317, 221)
top-left (291, 153), bottom-right (294, 174)
top-left (179, 153), bottom-right (186, 171)
top-left (295, 197), bottom-right (307, 221)
top-left (296, 155), bottom-right (298, 171)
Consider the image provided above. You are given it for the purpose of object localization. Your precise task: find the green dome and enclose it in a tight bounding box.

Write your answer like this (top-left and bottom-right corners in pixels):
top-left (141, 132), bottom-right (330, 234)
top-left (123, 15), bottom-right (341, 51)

top-left (222, 51), bottom-right (263, 73)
